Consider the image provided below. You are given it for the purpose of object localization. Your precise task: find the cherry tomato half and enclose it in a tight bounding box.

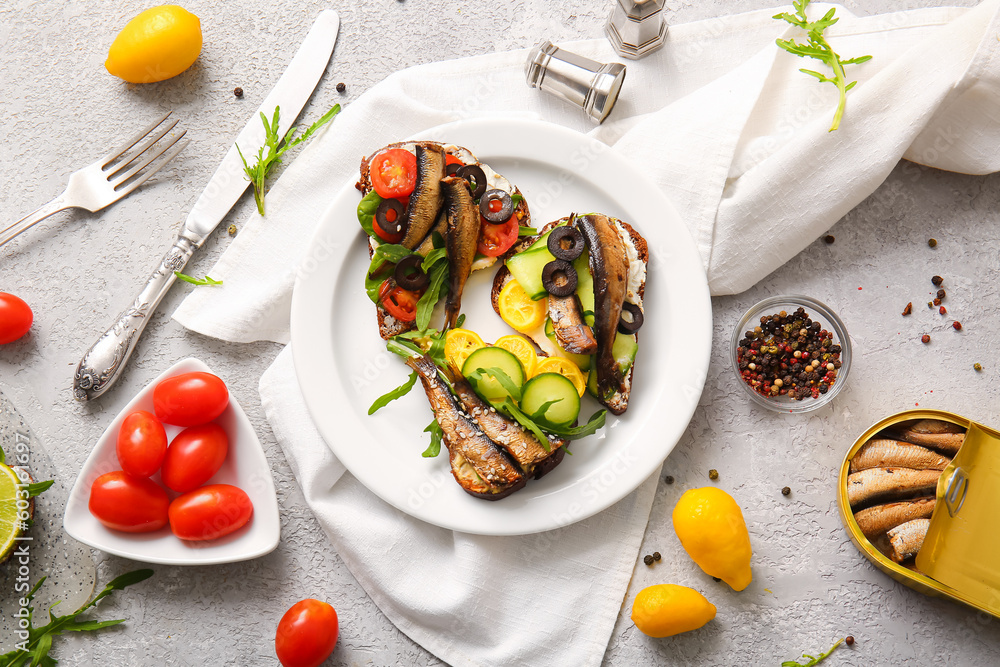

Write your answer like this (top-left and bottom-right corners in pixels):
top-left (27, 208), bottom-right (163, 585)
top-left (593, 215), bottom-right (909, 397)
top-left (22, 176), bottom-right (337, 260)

top-left (0, 293), bottom-right (33, 345)
top-left (153, 372), bottom-right (229, 427)
top-left (160, 423), bottom-right (229, 493)
top-left (445, 153), bottom-right (464, 167)
top-left (372, 202), bottom-right (405, 244)
top-left (89, 471), bottom-right (169, 533)
top-left (275, 599), bottom-right (340, 667)
top-left (378, 280), bottom-right (420, 323)
top-left (168, 484), bottom-right (253, 541)
top-left (477, 215), bottom-right (520, 257)
top-left (369, 149), bottom-right (417, 199)
top-left (117, 410), bottom-right (168, 478)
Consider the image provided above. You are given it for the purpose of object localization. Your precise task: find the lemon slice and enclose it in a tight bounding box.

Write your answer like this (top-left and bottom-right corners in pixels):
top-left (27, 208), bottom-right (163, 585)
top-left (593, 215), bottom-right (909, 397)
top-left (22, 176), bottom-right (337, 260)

top-left (0, 463), bottom-right (26, 563)
top-left (445, 328), bottom-right (485, 372)
top-left (494, 334), bottom-right (538, 378)
top-left (497, 279), bottom-right (547, 333)
top-left (534, 356), bottom-right (587, 397)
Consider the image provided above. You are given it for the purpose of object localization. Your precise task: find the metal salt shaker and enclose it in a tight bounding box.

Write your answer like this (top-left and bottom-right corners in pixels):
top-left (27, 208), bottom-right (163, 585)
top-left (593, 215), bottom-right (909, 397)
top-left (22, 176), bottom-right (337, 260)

top-left (524, 40), bottom-right (626, 124)
top-left (605, 0), bottom-right (668, 59)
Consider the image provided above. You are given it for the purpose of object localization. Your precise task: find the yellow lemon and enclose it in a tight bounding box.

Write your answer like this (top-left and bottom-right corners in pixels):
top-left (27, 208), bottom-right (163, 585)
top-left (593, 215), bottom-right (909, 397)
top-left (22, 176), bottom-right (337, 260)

top-left (444, 328), bottom-right (485, 372)
top-left (631, 584), bottom-right (716, 638)
top-left (494, 334), bottom-right (538, 378)
top-left (497, 280), bottom-right (547, 333)
top-left (533, 356), bottom-right (586, 397)
top-left (672, 487), bottom-right (753, 591)
top-left (0, 462), bottom-right (28, 563)
top-left (106, 6), bottom-right (202, 83)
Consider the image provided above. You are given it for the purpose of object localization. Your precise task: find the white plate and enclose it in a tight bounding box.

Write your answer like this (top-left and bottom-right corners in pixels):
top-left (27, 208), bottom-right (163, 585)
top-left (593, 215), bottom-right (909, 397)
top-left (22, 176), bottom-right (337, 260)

top-left (290, 118), bottom-right (712, 536)
top-left (63, 358), bottom-right (280, 565)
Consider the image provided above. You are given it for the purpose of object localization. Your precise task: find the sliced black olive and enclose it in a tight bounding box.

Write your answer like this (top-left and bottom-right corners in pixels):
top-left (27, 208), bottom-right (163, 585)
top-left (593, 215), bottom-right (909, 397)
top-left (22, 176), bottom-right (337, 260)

top-left (446, 162), bottom-right (462, 176)
top-left (547, 226), bottom-right (585, 261)
top-left (375, 199), bottom-right (405, 235)
top-left (456, 164), bottom-right (487, 200)
top-left (617, 302), bottom-right (644, 334)
top-left (542, 260), bottom-right (577, 297)
top-left (394, 254), bottom-right (429, 291)
top-left (479, 189), bottom-right (513, 223)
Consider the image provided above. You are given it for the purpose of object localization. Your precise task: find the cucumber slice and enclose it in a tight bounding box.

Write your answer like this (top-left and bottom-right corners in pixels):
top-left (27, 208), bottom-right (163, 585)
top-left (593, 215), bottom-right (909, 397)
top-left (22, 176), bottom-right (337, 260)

top-left (505, 230), bottom-right (556, 300)
top-left (573, 251), bottom-right (595, 328)
top-left (586, 366), bottom-right (598, 398)
top-left (543, 317), bottom-right (593, 372)
top-left (612, 332), bottom-right (638, 375)
top-left (462, 346), bottom-right (526, 405)
top-left (521, 373), bottom-right (581, 427)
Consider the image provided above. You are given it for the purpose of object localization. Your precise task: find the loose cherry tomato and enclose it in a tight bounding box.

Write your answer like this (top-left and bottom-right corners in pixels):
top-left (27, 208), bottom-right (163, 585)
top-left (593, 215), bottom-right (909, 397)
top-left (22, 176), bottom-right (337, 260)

top-left (160, 423), bottom-right (229, 493)
top-left (0, 293), bottom-right (33, 345)
top-left (168, 484), bottom-right (253, 541)
top-left (153, 372), bottom-right (229, 427)
top-left (477, 215), bottom-right (520, 257)
top-left (89, 471), bottom-right (169, 533)
top-left (116, 410), bottom-right (168, 478)
top-left (275, 599), bottom-right (339, 667)
top-left (372, 203), bottom-right (405, 244)
top-left (369, 149), bottom-right (417, 199)
top-left (378, 280), bottom-right (420, 322)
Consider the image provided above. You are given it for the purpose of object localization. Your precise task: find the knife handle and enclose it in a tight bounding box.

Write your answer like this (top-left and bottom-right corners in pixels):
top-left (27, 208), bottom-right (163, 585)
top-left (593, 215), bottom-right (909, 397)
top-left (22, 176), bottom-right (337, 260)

top-left (73, 230), bottom-right (202, 401)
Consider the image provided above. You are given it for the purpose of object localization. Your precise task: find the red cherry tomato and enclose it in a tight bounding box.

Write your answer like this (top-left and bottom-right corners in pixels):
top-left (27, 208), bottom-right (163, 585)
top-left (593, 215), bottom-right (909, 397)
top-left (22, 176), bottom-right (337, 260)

top-left (372, 202), bottom-right (405, 244)
top-left (153, 372), bottom-right (229, 427)
top-left (275, 599), bottom-right (339, 667)
top-left (369, 149), bottom-right (417, 199)
top-left (378, 280), bottom-right (420, 322)
top-left (445, 153), bottom-right (464, 167)
top-left (0, 293), bottom-right (33, 345)
top-left (160, 423), bottom-right (229, 493)
top-left (477, 215), bottom-right (520, 257)
top-left (168, 484), bottom-right (253, 541)
top-left (116, 410), bottom-right (168, 478)
top-left (89, 471), bottom-right (169, 533)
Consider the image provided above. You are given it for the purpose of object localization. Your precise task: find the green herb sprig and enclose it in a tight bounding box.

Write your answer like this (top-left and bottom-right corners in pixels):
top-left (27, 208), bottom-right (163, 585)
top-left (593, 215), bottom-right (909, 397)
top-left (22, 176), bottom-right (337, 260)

top-left (238, 103), bottom-right (341, 215)
top-left (781, 638), bottom-right (844, 666)
top-left (422, 420), bottom-right (444, 458)
top-left (174, 272), bottom-right (223, 286)
top-left (0, 569), bottom-right (153, 667)
top-left (774, 0), bottom-right (871, 131)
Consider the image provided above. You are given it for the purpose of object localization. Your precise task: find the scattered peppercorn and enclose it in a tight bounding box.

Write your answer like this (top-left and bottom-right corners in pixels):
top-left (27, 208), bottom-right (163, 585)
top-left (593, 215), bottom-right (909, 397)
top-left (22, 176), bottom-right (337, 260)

top-left (664, 475), bottom-right (674, 484)
top-left (227, 224), bottom-right (237, 236)
top-left (933, 298), bottom-right (942, 306)
top-left (845, 636), bottom-right (855, 646)
top-left (653, 552), bottom-right (661, 561)
top-left (336, 82), bottom-right (346, 93)
top-left (953, 321), bottom-right (962, 331)
top-left (974, 363), bottom-right (983, 372)
top-left (927, 302), bottom-right (933, 308)
top-left (824, 235), bottom-right (835, 244)
top-left (922, 334), bottom-right (931, 344)
top-left (643, 554), bottom-right (654, 566)
top-left (937, 289), bottom-right (946, 300)
top-left (902, 302), bottom-right (912, 316)
top-left (939, 306), bottom-right (947, 315)
top-left (928, 238), bottom-right (938, 247)
top-left (712, 577), bottom-right (722, 582)
top-left (781, 486), bottom-right (791, 496)
top-left (233, 87), bottom-right (243, 97)
top-left (709, 469), bottom-right (719, 480)
top-left (931, 275), bottom-right (943, 286)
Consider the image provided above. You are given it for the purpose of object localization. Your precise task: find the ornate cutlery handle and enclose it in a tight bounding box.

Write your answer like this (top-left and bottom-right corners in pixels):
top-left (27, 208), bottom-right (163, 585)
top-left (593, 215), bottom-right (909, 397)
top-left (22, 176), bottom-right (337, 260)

top-left (73, 230), bottom-right (202, 401)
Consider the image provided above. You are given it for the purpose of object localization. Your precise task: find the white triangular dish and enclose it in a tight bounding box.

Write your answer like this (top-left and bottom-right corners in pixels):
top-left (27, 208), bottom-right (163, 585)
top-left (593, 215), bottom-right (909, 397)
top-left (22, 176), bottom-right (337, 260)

top-left (64, 358), bottom-right (280, 565)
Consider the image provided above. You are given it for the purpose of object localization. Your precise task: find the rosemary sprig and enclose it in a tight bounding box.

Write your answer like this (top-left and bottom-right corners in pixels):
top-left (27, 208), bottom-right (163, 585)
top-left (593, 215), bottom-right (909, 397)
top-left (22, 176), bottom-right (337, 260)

top-left (781, 638), bottom-right (844, 666)
top-left (174, 272), bottom-right (223, 286)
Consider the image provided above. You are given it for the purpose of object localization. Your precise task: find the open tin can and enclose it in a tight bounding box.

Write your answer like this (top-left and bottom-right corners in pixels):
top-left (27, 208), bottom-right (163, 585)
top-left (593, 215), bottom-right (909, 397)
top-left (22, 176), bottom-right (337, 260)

top-left (838, 409), bottom-right (1000, 617)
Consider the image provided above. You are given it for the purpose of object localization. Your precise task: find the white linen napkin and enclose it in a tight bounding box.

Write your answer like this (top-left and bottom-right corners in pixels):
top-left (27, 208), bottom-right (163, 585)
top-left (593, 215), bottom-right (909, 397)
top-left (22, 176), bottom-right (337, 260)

top-left (174, 3), bottom-right (1000, 666)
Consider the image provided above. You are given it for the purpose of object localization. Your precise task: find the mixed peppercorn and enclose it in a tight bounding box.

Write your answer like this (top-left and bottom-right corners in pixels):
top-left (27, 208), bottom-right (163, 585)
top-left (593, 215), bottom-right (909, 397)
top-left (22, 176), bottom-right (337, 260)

top-left (737, 307), bottom-right (842, 400)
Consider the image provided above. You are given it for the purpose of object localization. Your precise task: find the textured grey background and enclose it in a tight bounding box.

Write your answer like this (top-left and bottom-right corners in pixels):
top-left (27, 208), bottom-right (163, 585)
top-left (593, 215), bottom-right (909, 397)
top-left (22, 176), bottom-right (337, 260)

top-left (1, 0), bottom-right (998, 665)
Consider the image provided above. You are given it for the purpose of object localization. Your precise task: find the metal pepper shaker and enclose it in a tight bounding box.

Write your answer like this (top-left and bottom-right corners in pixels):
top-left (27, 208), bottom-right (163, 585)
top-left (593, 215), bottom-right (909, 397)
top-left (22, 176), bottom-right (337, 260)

top-left (605, 0), bottom-right (668, 60)
top-left (525, 40), bottom-right (626, 124)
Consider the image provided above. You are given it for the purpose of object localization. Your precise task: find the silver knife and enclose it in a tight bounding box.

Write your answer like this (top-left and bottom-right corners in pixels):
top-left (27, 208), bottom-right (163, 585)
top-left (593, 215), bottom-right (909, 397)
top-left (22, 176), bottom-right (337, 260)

top-left (73, 10), bottom-right (340, 401)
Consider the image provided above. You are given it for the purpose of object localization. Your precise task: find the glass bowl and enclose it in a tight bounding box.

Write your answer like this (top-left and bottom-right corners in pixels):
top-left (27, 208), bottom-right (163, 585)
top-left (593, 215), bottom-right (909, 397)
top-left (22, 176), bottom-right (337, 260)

top-left (730, 295), bottom-right (852, 414)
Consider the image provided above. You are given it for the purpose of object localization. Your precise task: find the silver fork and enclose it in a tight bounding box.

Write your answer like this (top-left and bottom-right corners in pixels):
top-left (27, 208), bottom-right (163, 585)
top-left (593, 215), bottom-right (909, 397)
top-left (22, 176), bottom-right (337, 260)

top-left (0, 112), bottom-right (189, 248)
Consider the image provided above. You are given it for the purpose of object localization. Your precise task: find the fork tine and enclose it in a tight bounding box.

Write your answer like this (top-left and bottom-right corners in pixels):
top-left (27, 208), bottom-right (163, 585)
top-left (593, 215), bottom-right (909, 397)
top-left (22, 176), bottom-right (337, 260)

top-left (99, 111), bottom-right (172, 167)
top-left (105, 117), bottom-right (180, 179)
top-left (110, 129), bottom-right (187, 186)
top-left (112, 137), bottom-right (189, 197)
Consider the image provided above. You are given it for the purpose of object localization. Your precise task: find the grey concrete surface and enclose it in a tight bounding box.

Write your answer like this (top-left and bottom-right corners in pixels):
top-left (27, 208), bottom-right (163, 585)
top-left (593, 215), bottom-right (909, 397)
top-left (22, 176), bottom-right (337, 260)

top-left (1, 0), bottom-right (997, 665)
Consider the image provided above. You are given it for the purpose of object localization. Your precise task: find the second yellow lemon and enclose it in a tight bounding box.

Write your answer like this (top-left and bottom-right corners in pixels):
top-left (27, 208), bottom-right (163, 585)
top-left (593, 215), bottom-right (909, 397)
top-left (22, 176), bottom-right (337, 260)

top-left (631, 584), bottom-right (716, 638)
top-left (106, 5), bottom-right (202, 83)
top-left (672, 487), bottom-right (753, 591)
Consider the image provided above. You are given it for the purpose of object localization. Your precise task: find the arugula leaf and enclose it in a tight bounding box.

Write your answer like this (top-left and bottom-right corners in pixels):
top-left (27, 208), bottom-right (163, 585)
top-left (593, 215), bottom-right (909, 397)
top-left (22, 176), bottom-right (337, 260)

top-left (393, 328), bottom-right (449, 368)
top-left (773, 0), bottom-right (871, 131)
top-left (545, 409), bottom-right (607, 439)
top-left (238, 104), bottom-right (341, 215)
top-left (0, 570), bottom-right (153, 666)
top-left (529, 398), bottom-right (563, 421)
top-left (415, 261), bottom-right (449, 332)
top-left (422, 420), bottom-right (443, 458)
top-left (467, 367), bottom-right (522, 403)
top-left (456, 313), bottom-right (466, 328)
top-left (781, 638), bottom-right (844, 666)
top-left (174, 272), bottom-right (223, 286)
top-left (24, 479), bottom-right (54, 498)
top-left (357, 190), bottom-right (382, 238)
top-left (368, 371), bottom-right (418, 415)
top-left (375, 244), bottom-right (415, 264)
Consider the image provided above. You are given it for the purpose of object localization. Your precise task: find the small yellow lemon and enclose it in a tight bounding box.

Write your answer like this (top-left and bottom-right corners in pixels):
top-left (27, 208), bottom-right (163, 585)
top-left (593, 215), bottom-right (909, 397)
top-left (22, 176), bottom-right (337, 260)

top-left (444, 328), bottom-right (485, 372)
top-left (497, 279), bottom-right (547, 333)
top-left (106, 6), bottom-right (202, 83)
top-left (494, 334), bottom-right (538, 378)
top-left (533, 356), bottom-right (587, 397)
top-left (631, 584), bottom-right (716, 638)
top-left (672, 487), bottom-right (753, 591)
